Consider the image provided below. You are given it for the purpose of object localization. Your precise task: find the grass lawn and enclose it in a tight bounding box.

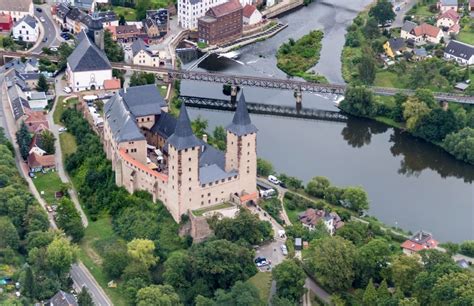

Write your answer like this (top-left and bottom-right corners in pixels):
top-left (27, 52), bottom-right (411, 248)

top-left (32, 171), bottom-right (64, 204)
top-left (457, 29), bottom-right (474, 45)
top-left (59, 132), bottom-right (77, 158)
top-left (283, 200), bottom-right (305, 224)
top-left (77, 216), bottom-right (128, 306)
top-left (192, 202), bottom-right (233, 216)
top-left (374, 70), bottom-right (404, 88)
top-left (54, 97), bottom-right (78, 124)
top-left (374, 116), bottom-right (405, 129)
top-left (112, 6), bottom-right (137, 21)
top-left (247, 272), bottom-right (272, 302)
top-left (159, 85), bottom-right (168, 98)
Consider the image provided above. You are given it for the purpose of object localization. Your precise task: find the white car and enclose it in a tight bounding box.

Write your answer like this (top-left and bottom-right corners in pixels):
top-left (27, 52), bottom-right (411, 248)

top-left (58, 127), bottom-right (67, 133)
top-left (40, 17), bottom-right (46, 22)
top-left (63, 87), bottom-right (72, 93)
top-left (280, 244), bottom-right (288, 256)
top-left (49, 47), bottom-right (58, 52)
top-left (268, 175), bottom-right (281, 185)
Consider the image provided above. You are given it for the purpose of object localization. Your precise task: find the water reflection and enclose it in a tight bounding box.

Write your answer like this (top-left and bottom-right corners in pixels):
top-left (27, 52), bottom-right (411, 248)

top-left (341, 117), bottom-right (388, 148)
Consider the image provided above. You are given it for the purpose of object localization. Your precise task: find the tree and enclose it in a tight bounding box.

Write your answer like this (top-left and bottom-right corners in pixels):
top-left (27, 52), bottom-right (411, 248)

top-left (40, 130), bottom-right (56, 154)
top-left (340, 86), bottom-right (376, 118)
top-left (136, 284), bottom-right (181, 306)
top-left (36, 74), bottom-right (49, 92)
top-left (377, 279), bottom-right (391, 304)
top-left (403, 97), bottom-right (430, 130)
top-left (46, 236), bottom-right (78, 278)
top-left (55, 198), bottom-right (84, 242)
top-left (257, 158), bottom-right (273, 177)
top-left (273, 259), bottom-right (306, 302)
top-left (443, 127), bottom-right (474, 164)
top-left (0, 217), bottom-right (20, 250)
top-left (342, 186), bottom-right (369, 213)
top-left (414, 88), bottom-right (436, 109)
top-left (306, 176), bottom-right (330, 198)
top-left (307, 236), bottom-right (356, 292)
top-left (16, 121), bottom-right (32, 160)
top-left (58, 43), bottom-right (74, 70)
top-left (363, 279), bottom-right (378, 305)
top-left (460, 241), bottom-right (474, 257)
top-left (369, 0), bottom-right (395, 24)
top-left (358, 53), bottom-right (376, 85)
top-left (191, 116), bottom-right (208, 139)
top-left (432, 271), bottom-right (474, 305)
top-left (363, 17), bottom-right (380, 39)
top-left (104, 29), bottom-right (124, 62)
top-left (204, 281), bottom-right (264, 306)
top-left (21, 265), bottom-right (36, 298)
top-left (103, 240), bottom-right (130, 279)
top-left (354, 238), bottom-right (392, 287)
top-left (391, 255), bottom-right (423, 295)
top-left (136, 0), bottom-right (152, 20)
top-left (78, 287), bottom-right (94, 306)
top-left (212, 126), bottom-right (226, 151)
top-left (127, 238), bottom-right (158, 269)
top-left (119, 14), bottom-right (126, 26)
top-left (130, 72), bottom-right (155, 87)
top-left (24, 205), bottom-right (49, 233)
top-left (413, 109), bottom-right (461, 142)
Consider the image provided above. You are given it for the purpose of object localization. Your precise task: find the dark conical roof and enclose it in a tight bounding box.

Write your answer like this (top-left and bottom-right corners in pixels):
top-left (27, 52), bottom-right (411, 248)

top-left (165, 103), bottom-right (202, 150)
top-left (226, 91), bottom-right (258, 136)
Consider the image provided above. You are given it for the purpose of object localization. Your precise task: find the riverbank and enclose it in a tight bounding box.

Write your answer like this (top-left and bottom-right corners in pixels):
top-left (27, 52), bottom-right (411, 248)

top-left (276, 30), bottom-right (327, 83)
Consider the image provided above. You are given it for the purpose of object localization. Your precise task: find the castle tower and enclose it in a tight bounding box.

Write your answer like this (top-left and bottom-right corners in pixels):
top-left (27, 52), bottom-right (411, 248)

top-left (87, 18), bottom-right (105, 50)
top-left (165, 103), bottom-right (201, 220)
top-left (225, 91), bottom-right (258, 194)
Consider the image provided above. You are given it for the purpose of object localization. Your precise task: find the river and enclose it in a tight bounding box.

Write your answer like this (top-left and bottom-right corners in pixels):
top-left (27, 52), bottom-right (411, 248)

top-left (179, 0), bottom-right (474, 242)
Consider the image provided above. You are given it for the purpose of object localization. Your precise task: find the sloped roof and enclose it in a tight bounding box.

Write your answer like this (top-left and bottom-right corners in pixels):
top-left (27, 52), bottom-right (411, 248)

top-left (207, 0), bottom-right (242, 18)
top-left (388, 37), bottom-right (405, 52)
top-left (151, 112), bottom-right (177, 139)
top-left (17, 15), bottom-right (37, 29)
top-left (439, 9), bottom-right (460, 21)
top-left (243, 4), bottom-right (257, 18)
top-left (226, 91), bottom-right (258, 136)
top-left (67, 30), bottom-right (111, 72)
top-left (445, 40), bottom-right (474, 60)
top-left (47, 290), bottom-right (77, 306)
top-left (165, 103), bottom-right (201, 150)
top-left (0, 14), bottom-right (12, 24)
top-left (401, 20), bottom-right (417, 33)
top-left (7, 84), bottom-right (28, 120)
top-left (0, 0), bottom-right (32, 13)
top-left (412, 23), bottom-right (441, 38)
top-left (131, 38), bottom-right (148, 57)
top-left (440, 0), bottom-right (457, 5)
top-left (199, 164), bottom-right (236, 185)
top-left (28, 153), bottom-right (55, 168)
top-left (104, 93), bottom-right (145, 143)
top-left (103, 78), bottom-right (121, 90)
top-left (119, 84), bottom-right (166, 117)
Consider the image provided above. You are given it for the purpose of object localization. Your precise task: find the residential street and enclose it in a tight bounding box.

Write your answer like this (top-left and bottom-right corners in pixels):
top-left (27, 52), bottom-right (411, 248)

top-left (31, 4), bottom-right (61, 53)
top-left (391, 0), bottom-right (417, 28)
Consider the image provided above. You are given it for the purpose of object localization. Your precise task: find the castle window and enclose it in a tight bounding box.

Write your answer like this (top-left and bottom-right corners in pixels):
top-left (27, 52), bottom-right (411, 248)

top-left (185, 149), bottom-right (188, 152)
top-left (201, 201), bottom-right (204, 205)
top-left (207, 193), bottom-right (210, 196)
top-left (221, 179), bottom-right (225, 183)
top-left (189, 178), bottom-right (191, 182)
top-left (189, 168), bottom-right (191, 172)
top-left (215, 198), bottom-right (217, 202)
top-left (248, 142), bottom-right (250, 146)
top-left (228, 177), bottom-right (231, 181)
top-left (208, 200), bottom-right (211, 204)
top-left (202, 184), bottom-right (205, 188)
top-left (189, 187), bottom-right (191, 191)
top-left (188, 157), bottom-right (191, 161)
top-left (201, 194), bottom-right (204, 198)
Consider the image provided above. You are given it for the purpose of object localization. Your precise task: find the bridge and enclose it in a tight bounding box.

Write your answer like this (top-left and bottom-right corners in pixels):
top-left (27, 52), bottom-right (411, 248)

top-left (1, 50), bottom-right (474, 104)
top-left (180, 95), bottom-right (348, 122)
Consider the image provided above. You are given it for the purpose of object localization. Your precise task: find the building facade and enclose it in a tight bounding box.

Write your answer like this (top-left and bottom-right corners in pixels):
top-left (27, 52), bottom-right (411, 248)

top-left (444, 40), bottom-right (474, 65)
top-left (0, 13), bottom-right (13, 32)
top-left (198, 0), bottom-right (243, 45)
top-left (178, 0), bottom-right (227, 30)
top-left (12, 15), bottom-right (38, 42)
top-left (0, 0), bottom-right (34, 22)
top-left (131, 38), bottom-right (168, 67)
top-left (103, 86), bottom-right (258, 222)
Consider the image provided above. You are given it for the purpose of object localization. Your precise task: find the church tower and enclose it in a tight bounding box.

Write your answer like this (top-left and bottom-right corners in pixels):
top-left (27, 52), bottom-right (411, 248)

top-left (166, 103), bottom-right (201, 220)
top-left (225, 91), bottom-right (258, 194)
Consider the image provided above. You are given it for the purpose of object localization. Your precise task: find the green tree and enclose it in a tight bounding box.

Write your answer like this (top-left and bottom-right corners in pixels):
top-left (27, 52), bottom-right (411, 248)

top-left (391, 255), bottom-right (423, 295)
top-left (369, 0), bottom-right (395, 24)
top-left (103, 240), bottom-right (130, 279)
top-left (340, 86), bottom-right (376, 118)
top-left (55, 198), bottom-right (84, 242)
top-left (0, 217), bottom-right (20, 250)
top-left (209, 281), bottom-right (264, 306)
top-left (130, 72), bottom-right (155, 87)
top-left (342, 186), bottom-right (369, 213)
top-left (257, 158), bottom-right (273, 177)
top-left (403, 97), bottom-right (430, 130)
top-left (40, 130), bottom-right (56, 154)
top-left (78, 287), bottom-right (94, 306)
top-left (136, 0), bottom-right (152, 20)
top-left (305, 176), bottom-right (330, 198)
top-left (191, 116), bottom-right (208, 139)
top-left (136, 284), bottom-right (181, 306)
top-left (24, 206), bottom-right (49, 233)
top-left (21, 265), bottom-right (36, 297)
top-left (272, 259), bottom-right (306, 302)
top-left (443, 127), bottom-right (474, 164)
top-left (363, 17), bottom-right (380, 39)
top-left (58, 43), bottom-right (74, 70)
top-left (307, 236), bottom-right (356, 292)
top-left (104, 29), bottom-right (124, 62)
top-left (16, 121), bottom-right (32, 160)
top-left (36, 74), bottom-right (49, 92)
top-left (119, 14), bottom-right (126, 26)
top-left (460, 241), bottom-right (474, 256)
top-left (354, 238), bottom-right (392, 287)
top-left (414, 89), bottom-right (436, 109)
top-left (46, 236), bottom-right (78, 278)
top-left (212, 126), bottom-right (227, 151)
top-left (362, 279), bottom-right (378, 305)
top-left (127, 238), bottom-right (158, 269)
top-left (413, 109), bottom-right (461, 142)
top-left (358, 52), bottom-right (376, 85)
top-left (377, 279), bottom-right (391, 304)
top-left (432, 271), bottom-right (474, 305)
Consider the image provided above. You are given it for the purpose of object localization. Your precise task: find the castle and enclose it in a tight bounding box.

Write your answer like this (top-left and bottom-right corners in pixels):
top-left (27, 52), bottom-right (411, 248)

top-left (103, 84), bottom-right (258, 221)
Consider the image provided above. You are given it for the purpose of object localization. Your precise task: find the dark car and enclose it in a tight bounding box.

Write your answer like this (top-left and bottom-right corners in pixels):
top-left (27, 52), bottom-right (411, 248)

top-left (254, 257), bottom-right (266, 264)
top-left (36, 7), bottom-right (42, 13)
top-left (279, 181), bottom-right (287, 188)
top-left (42, 37), bottom-right (47, 42)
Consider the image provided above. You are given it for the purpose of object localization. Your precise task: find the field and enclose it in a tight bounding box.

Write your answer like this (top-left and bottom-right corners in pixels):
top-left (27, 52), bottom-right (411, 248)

top-left (457, 18), bottom-right (474, 45)
top-left (32, 171), bottom-right (64, 204)
top-left (59, 132), bottom-right (77, 158)
top-left (374, 70), bottom-right (401, 88)
top-left (246, 272), bottom-right (272, 302)
top-left (54, 96), bottom-right (78, 124)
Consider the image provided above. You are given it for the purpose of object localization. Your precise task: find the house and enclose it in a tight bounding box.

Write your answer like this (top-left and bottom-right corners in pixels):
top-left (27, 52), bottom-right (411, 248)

top-left (438, 0), bottom-right (458, 13)
top-left (470, 0), bottom-right (474, 13)
top-left (46, 290), bottom-right (78, 306)
top-left (144, 9), bottom-right (168, 40)
top-left (6, 84), bottom-right (29, 123)
top-left (198, 0), bottom-right (243, 46)
top-left (25, 91), bottom-right (48, 110)
top-left (29, 132), bottom-right (48, 156)
top-left (400, 21), bottom-right (417, 40)
top-left (444, 40), bottom-right (474, 65)
top-left (295, 238), bottom-right (302, 251)
top-left (66, 30), bottom-right (113, 92)
top-left (12, 15), bottom-right (39, 42)
top-left (177, 0), bottom-right (227, 30)
top-left (24, 111), bottom-right (49, 133)
top-left (0, 0), bottom-right (34, 22)
top-left (436, 9), bottom-right (460, 34)
top-left (107, 24), bottom-right (141, 42)
top-left (406, 23), bottom-right (443, 45)
top-left (0, 13), bottom-right (13, 32)
top-left (103, 78), bottom-right (121, 91)
top-left (383, 37), bottom-right (406, 58)
top-left (242, 5), bottom-right (262, 26)
top-left (103, 85), bottom-right (258, 222)
top-left (131, 38), bottom-right (168, 67)
top-left (401, 231), bottom-right (438, 255)
top-left (413, 47), bottom-right (428, 61)
top-left (27, 152), bottom-right (56, 172)
top-left (298, 208), bottom-right (344, 235)
top-left (456, 259), bottom-right (470, 269)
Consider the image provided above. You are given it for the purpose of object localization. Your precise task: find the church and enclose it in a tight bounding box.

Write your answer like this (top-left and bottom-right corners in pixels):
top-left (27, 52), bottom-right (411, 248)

top-left (103, 84), bottom-right (258, 221)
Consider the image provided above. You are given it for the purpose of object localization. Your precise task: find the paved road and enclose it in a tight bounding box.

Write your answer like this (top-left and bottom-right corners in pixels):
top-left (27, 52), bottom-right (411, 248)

top-left (31, 4), bottom-right (60, 53)
top-left (305, 278), bottom-right (332, 304)
top-left (391, 0), bottom-right (417, 28)
top-left (0, 70), bottom-right (111, 306)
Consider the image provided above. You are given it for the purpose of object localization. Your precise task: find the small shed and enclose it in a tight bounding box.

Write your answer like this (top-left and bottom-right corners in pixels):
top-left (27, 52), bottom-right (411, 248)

top-left (455, 82), bottom-right (469, 91)
top-left (295, 238), bottom-right (302, 251)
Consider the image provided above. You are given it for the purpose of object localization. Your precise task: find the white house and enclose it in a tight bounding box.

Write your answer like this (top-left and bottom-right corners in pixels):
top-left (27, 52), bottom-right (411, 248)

top-left (242, 4), bottom-right (262, 25)
top-left (25, 91), bottom-right (48, 110)
top-left (444, 40), bottom-right (474, 65)
top-left (12, 15), bottom-right (39, 42)
top-left (130, 38), bottom-right (169, 67)
top-left (178, 0), bottom-right (227, 30)
top-left (0, 0), bottom-right (34, 22)
top-left (436, 9), bottom-right (460, 34)
top-left (403, 23), bottom-right (443, 45)
top-left (438, 0), bottom-right (458, 13)
top-left (66, 31), bottom-right (112, 92)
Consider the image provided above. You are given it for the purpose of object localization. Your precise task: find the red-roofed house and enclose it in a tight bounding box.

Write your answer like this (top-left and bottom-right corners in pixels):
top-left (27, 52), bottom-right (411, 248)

top-left (27, 152), bottom-right (56, 172)
top-left (104, 78), bottom-right (121, 91)
top-left (24, 111), bottom-right (49, 133)
top-left (198, 0), bottom-right (243, 45)
top-left (0, 13), bottom-right (13, 32)
top-left (242, 5), bottom-right (262, 26)
top-left (401, 231), bottom-right (439, 255)
top-left (437, 9), bottom-right (460, 34)
top-left (406, 23), bottom-right (443, 45)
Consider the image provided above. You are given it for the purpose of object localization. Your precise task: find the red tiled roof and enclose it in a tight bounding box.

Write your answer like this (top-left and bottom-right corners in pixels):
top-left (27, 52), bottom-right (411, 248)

top-left (0, 13), bottom-right (12, 24)
top-left (208, 0), bottom-right (242, 17)
top-left (449, 23), bottom-right (460, 33)
top-left (439, 9), bottom-right (460, 22)
top-left (240, 192), bottom-right (258, 202)
top-left (104, 78), bottom-right (121, 90)
top-left (119, 149), bottom-right (168, 181)
top-left (412, 23), bottom-right (441, 38)
top-left (24, 111), bottom-right (49, 133)
top-left (401, 237), bottom-right (438, 252)
top-left (27, 153), bottom-right (55, 168)
top-left (242, 4), bottom-right (257, 18)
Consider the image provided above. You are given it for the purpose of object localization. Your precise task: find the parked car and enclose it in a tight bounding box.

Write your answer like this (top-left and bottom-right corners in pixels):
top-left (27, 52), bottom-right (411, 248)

top-left (254, 257), bottom-right (266, 264)
top-left (268, 175), bottom-right (281, 185)
top-left (49, 47), bottom-right (58, 52)
top-left (36, 7), bottom-right (43, 12)
top-left (279, 181), bottom-right (287, 188)
top-left (63, 87), bottom-right (72, 94)
top-left (58, 127), bottom-right (67, 133)
top-left (280, 244), bottom-right (288, 256)
top-left (40, 17), bottom-right (45, 23)
top-left (42, 37), bottom-right (47, 42)
top-left (46, 205), bottom-right (53, 213)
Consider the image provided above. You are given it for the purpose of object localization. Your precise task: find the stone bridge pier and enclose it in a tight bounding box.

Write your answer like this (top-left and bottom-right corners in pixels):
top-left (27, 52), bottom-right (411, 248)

top-left (294, 87), bottom-right (302, 112)
top-left (231, 84), bottom-right (238, 104)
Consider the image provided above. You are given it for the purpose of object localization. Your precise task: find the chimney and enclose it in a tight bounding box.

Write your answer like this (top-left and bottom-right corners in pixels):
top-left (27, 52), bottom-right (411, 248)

top-left (202, 134), bottom-right (208, 143)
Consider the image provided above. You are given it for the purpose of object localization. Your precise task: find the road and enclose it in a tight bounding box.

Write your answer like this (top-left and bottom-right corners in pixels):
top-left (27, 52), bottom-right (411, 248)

top-left (391, 0), bottom-right (417, 28)
top-left (0, 70), bottom-right (111, 306)
top-left (31, 4), bottom-right (60, 53)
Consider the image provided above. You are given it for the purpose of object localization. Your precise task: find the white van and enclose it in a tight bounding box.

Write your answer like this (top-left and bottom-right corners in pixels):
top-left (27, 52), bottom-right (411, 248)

top-left (259, 188), bottom-right (275, 198)
top-left (268, 175), bottom-right (281, 185)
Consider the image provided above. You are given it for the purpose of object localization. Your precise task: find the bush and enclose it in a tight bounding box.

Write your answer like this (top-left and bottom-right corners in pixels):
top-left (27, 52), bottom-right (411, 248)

top-left (460, 241), bottom-right (474, 257)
